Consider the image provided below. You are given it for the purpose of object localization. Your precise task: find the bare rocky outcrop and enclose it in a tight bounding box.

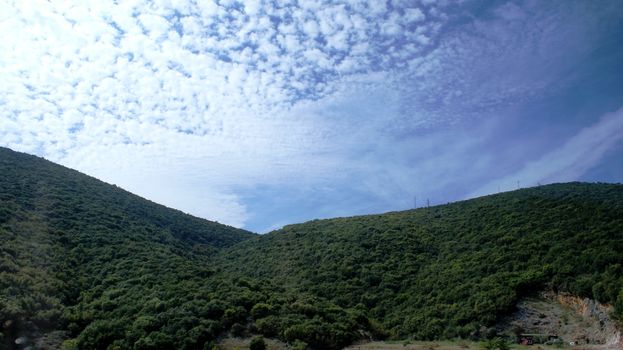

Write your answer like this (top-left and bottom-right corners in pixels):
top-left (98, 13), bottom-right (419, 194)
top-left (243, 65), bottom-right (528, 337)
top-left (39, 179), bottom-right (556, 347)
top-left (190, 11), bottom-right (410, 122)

top-left (498, 292), bottom-right (621, 349)
top-left (555, 293), bottom-right (621, 348)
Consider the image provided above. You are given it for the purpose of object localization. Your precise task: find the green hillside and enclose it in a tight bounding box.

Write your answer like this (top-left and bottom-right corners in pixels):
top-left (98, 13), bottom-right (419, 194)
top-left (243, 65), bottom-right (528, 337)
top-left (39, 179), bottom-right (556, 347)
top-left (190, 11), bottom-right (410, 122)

top-left (216, 182), bottom-right (623, 348)
top-left (1, 147), bottom-right (622, 350)
top-left (0, 147), bottom-right (254, 349)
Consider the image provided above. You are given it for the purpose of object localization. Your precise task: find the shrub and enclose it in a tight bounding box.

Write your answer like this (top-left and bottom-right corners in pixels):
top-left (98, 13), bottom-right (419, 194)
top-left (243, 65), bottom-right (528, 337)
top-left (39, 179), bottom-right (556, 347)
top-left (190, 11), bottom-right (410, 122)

top-left (251, 303), bottom-right (273, 319)
top-left (230, 323), bottom-right (245, 337)
top-left (482, 338), bottom-right (509, 350)
top-left (292, 340), bottom-right (308, 350)
top-left (249, 336), bottom-right (266, 350)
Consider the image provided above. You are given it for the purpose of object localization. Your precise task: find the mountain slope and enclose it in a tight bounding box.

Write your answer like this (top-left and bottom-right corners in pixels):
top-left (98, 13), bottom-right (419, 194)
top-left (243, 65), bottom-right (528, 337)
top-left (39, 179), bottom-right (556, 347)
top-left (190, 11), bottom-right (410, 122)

top-left (217, 182), bottom-right (623, 345)
top-left (1, 147), bottom-right (622, 350)
top-left (0, 147), bottom-right (255, 349)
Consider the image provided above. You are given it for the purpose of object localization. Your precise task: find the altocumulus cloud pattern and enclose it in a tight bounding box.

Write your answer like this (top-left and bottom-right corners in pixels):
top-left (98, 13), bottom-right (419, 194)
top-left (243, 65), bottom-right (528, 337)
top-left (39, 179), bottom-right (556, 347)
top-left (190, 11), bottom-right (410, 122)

top-left (1, 0), bottom-right (623, 231)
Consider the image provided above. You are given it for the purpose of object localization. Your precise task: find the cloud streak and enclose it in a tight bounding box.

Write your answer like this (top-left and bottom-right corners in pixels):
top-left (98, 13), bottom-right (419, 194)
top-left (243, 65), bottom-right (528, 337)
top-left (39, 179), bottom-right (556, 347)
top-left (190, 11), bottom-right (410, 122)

top-left (470, 106), bottom-right (623, 198)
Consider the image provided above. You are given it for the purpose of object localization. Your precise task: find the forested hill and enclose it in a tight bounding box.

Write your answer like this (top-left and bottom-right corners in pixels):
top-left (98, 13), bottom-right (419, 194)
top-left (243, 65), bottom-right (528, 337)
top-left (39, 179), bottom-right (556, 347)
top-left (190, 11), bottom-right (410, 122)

top-left (216, 182), bottom-right (623, 346)
top-left (0, 147), bottom-right (254, 349)
top-left (1, 146), bottom-right (622, 350)
top-left (0, 147), bottom-right (253, 247)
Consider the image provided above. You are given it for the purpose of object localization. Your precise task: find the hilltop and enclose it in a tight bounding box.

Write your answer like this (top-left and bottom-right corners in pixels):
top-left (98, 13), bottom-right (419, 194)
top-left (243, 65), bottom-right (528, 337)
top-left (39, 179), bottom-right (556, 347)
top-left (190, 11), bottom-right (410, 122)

top-left (0, 147), bottom-right (622, 349)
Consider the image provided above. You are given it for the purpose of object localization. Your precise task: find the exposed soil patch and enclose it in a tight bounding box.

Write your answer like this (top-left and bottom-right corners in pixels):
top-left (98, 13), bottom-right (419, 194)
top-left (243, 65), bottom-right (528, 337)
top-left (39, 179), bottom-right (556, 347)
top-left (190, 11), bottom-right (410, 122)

top-left (497, 292), bottom-right (621, 348)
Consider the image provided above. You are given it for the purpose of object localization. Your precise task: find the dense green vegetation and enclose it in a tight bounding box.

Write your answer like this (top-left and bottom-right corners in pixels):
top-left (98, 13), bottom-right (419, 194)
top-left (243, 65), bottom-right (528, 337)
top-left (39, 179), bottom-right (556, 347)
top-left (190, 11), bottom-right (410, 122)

top-left (0, 147), bottom-right (254, 349)
top-left (1, 147), bottom-right (622, 349)
top-left (217, 182), bottom-right (623, 345)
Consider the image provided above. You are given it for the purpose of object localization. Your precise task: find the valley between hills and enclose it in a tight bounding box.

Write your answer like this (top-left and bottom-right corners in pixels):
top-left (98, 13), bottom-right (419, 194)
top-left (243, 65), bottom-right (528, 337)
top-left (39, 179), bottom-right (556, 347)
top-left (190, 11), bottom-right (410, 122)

top-left (1, 147), bottom-right (622, 350)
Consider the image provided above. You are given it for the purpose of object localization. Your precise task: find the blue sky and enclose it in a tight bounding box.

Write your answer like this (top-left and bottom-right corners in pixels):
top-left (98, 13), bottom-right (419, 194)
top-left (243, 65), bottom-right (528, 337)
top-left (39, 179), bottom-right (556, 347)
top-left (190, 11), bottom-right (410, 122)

top-left (1, 0), bottom-right (622, 232)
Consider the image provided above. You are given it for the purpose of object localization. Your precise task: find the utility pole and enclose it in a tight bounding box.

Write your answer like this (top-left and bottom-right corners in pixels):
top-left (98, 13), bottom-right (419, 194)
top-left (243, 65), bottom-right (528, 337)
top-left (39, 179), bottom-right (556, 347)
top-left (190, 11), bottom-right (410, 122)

top-left (517, 180), bottom-right (520, 189)
top-left (427, 198), bottom-right (430, 208)
top-left (414, 195), bottom-right (417, 209)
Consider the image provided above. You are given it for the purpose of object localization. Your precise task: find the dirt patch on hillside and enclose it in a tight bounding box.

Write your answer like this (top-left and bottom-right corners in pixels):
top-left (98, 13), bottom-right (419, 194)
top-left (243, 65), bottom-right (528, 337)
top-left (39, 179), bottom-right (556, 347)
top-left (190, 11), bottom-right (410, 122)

top-left (497, 292), bottom-right (621, 348)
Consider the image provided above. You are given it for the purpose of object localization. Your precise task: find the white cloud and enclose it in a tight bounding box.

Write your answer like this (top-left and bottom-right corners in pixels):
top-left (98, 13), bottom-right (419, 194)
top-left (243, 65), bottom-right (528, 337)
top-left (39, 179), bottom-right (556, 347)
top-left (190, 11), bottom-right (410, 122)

top-left (380, 13), bottom-right (403, 36)
top-left (244, 0), bottom-right (262, 16)
top-left (137, 13), bottom-right (170, 40)
top-left (302, 19), bottom-right (319, 38)
top-left (405, 8), bottom-right (426, 23)
top-left (367, 1), bottom-right (387, 17)
top-left (197, 1), bottom-right (220, 19)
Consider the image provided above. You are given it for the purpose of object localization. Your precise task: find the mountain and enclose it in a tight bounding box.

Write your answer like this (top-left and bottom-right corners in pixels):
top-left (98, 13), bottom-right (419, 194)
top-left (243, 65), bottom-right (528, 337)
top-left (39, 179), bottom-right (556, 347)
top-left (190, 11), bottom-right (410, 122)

top-left (1, 146), bottom-right (622, 350)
